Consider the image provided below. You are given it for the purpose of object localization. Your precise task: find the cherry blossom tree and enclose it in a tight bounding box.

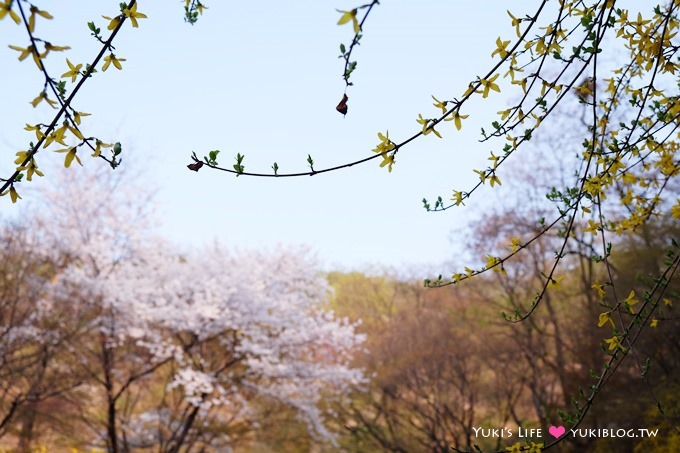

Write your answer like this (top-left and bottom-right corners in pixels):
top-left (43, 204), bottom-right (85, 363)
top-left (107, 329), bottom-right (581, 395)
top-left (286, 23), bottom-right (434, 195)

top-left (2, 168), bottom-right (365, 451)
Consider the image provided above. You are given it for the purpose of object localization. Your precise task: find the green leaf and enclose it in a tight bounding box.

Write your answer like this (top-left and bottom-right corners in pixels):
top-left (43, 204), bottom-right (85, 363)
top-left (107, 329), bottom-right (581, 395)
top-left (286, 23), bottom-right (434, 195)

top-left (233, 153), bottom-right (245, 174)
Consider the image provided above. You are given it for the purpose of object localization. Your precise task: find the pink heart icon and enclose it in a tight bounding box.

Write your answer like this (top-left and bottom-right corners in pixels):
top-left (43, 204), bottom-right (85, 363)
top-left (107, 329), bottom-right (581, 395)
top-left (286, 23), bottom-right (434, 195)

top-left (549, 425), bottom-right (566, 439)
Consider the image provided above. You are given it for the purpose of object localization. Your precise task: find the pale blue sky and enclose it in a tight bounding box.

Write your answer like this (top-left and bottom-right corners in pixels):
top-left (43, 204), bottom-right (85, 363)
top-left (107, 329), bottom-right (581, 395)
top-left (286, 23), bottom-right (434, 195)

top-left (1, 1), bottom-right (515, 272)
